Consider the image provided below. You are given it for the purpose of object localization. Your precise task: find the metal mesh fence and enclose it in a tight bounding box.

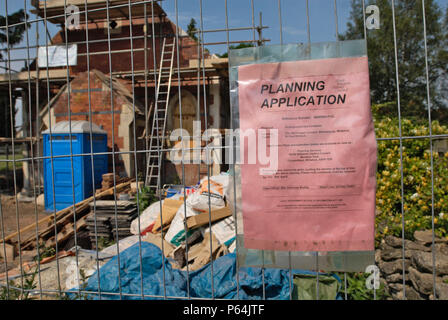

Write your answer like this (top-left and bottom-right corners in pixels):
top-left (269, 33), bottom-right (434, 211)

top-left (0, 0), bottom-right (447, 300)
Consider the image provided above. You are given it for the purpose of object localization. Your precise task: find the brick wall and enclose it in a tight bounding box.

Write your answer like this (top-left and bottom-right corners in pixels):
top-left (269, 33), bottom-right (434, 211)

top-left (52, 71), bottom-right (128, 150)
top-left (47, 19), bottom-right (207, 75)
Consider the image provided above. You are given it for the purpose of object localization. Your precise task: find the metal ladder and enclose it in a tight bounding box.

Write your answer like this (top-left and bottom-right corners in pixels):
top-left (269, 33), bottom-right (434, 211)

top-left (145, 37), bottom-right (175, 190)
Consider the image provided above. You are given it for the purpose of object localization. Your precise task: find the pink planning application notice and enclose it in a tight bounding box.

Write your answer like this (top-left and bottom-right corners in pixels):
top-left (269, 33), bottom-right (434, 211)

top-left (238, 56), bottom-right (377, 252)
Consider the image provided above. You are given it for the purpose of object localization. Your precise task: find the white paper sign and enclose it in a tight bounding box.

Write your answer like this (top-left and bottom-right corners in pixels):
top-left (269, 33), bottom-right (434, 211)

top-left (38, 44), bottom-right (77, 68)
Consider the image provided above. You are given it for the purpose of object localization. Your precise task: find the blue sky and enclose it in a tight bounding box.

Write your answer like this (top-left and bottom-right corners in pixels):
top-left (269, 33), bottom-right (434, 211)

top-left (162, 0), bottom-right (448, 54)
top-left (162, 0), bottom-right (353, 54)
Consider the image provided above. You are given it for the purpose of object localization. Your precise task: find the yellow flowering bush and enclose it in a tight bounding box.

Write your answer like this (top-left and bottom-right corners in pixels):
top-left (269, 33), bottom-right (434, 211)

top-left (373, 103), bottom-right (448, 241)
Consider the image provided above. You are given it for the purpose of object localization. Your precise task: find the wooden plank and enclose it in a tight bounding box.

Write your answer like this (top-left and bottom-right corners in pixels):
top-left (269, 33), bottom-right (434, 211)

top-left (32, 1), bottom-right (165, 24)
top-left (37, 0), bottom-right (154, 10)
top-left (19, 202), bottom-right (91, 250)
top-left (44, 216), bottom-right (88, 248)
top-left (37, 203), bottom-right (91, 240)
top-left (186, 206), bottom-right (232, 230)
top-left (28, 180), bottom-right (132, 245)
top-left (89, 200), bottom-right (134, 209)
top-left (3, 180), bottom-right (133, 246)
top-left (102, 173), bottom-right (118, 181)
top-left (0, 137), bottom-right (41, 143)
top-left (2, 204), bottom-right (79, 244)
top-left (0, 69), bottom-right (69, 84)
top-left (40, 250), bottom-right (76, 265)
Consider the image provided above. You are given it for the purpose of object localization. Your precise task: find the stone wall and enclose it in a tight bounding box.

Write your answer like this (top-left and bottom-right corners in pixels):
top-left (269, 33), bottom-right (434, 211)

top-left (376, 230), bottom-right (448, 300)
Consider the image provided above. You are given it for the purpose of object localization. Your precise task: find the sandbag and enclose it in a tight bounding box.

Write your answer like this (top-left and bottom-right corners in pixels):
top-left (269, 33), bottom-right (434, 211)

top-left (130, 201), bottom-right (163, 235)
top-left (164, 204), bottom-right (201, 246)
top-left (204, 216), bottom-right (236, 247)
top-left (186, 174), bottom-right (230, 211)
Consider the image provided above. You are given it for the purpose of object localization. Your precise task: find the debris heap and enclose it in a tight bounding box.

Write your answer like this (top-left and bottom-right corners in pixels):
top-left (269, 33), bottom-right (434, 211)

top-left (86, 200), bottom-right (137, 248)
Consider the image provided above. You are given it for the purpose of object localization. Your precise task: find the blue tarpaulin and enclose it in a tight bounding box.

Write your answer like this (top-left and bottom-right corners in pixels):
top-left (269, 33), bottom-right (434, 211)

top-left (74, 242), bottom-right (341, 300)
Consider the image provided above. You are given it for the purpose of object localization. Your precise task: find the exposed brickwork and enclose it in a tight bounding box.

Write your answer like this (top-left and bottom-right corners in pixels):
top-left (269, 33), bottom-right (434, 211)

top-left (48, 19), bottom-right (207, 75)
top-left (44, 16), bottom-right (211, 152)
top-left (49, 70), bottom-right (143, 175)
top-left (52, 71), bottom-right (128, 150)
top-left (31, 16), bottom-right (219, 180)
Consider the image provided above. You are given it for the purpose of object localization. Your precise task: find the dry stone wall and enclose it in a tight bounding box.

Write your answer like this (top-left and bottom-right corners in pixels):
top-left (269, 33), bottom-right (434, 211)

top-left (376, 230), bottom-right (448, 300)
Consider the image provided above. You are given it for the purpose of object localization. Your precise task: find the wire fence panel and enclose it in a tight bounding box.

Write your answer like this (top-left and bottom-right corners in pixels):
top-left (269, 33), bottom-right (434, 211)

top-left (0, 0), bottom-right (447, 301)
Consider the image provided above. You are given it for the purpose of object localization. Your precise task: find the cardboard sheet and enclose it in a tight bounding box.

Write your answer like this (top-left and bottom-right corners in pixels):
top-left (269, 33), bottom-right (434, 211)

top-left (152, 199), bottom-right (184, 233)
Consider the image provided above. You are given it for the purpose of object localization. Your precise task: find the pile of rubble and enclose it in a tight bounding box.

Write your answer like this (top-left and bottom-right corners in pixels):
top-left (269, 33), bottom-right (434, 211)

top-left (86, 200), bottom-right (137, 249)
top-left (127, 173), bottom-right (234, 271)
top-left (0, 172), bottom-right (235, 298)
top-left (376, 230), bottom-right (448, 300)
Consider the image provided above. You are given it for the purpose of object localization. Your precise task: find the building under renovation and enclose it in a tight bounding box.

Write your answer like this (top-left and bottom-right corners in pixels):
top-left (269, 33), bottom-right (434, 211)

top-left (0, 0), bottom-right (231, 196)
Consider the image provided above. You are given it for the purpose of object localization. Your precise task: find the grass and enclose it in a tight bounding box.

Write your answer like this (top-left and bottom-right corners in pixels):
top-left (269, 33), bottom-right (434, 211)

top-left (0, 154), bottom-right (24, 171)
top-left (96, 237), bottom-right (116, 251)
top-left (0, 266), bottom-right (38, 300)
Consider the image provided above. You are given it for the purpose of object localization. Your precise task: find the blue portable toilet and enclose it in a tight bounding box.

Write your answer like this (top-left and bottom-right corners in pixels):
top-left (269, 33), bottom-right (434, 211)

top-left (43, 121), bottom-right (108, 211)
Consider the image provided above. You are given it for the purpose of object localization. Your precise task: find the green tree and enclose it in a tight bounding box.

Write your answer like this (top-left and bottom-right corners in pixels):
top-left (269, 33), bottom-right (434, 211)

top-left (0, 9), bottom-right (29, 59)
top-left (218, 43), bottom-right (255, 58)
top-left (340, 0), bottom-right (448, 121)
top-left (0, 9), bottom-right (28, 138)
top-left (186, 18), bottom-right (198, 41)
